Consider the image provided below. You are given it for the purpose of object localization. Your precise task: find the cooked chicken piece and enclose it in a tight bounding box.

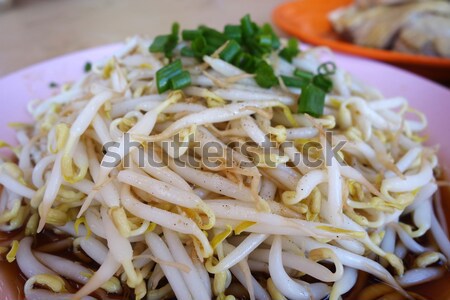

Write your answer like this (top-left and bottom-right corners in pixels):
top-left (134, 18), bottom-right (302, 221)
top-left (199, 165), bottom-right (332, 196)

top-left (355, 0), bottom-right (432, 9)
top-left (394, 14), bottom-right (450, 57)
top-left (329, 1), bottom-right (450, 57)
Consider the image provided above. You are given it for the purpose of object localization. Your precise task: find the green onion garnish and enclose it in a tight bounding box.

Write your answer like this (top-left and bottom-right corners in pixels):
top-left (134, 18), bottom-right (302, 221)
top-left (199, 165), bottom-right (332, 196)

top-left (260, 23), bottom-right (280, 50)
top-left (317, 61), bottom-right (336, 76)
top-left (170, 70), bottom-right (192, 90)
top-left (149, 23), bottom-right (179, 59)
top-left (180, 46), bottom-right (195, 57)
top-left (294, 69), bottom-right (314, 81)
top-left (182, 29), bottom-right (202, 41)
top-left (219, 40), bottom-right (241, 62)
top-left (84, 62), bottom-right (92, 73)
top-left (279, 38), bottom-right (300, 62)
top-left (224, 25), bottom-right (242, 43)
top-left (191, 35), bottom-right (207, 59)
top-left (149, 35), bottom-right (170, 53)
top-left (298, 84), bottom-right (326, 117)
top-left (240, 14), bottom-right (255, 38)
top-left (156, 59), bottom-right (183, 93)
top-left (313, 75), bottom-right (333, 93)
top-left (280, 75), bottom-right (309, 89)
top-left (255, 61), bottom-right (278, 88)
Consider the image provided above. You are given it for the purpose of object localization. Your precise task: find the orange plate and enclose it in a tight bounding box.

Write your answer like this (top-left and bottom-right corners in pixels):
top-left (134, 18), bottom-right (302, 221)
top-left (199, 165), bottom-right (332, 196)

top-left (273, 0), bottom-right (450, 83)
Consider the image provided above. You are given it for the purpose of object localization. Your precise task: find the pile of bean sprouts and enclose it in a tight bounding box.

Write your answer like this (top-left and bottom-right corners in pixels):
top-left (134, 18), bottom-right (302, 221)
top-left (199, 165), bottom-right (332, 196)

top-left (0, 35), bottom-right (449, 300)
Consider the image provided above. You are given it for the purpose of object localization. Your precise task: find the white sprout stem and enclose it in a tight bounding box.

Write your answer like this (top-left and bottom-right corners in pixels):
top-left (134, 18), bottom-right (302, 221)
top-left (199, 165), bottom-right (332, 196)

top-left (380, 226), bottom-right (396, 267)
top-left (381, 161), bottom-right (433, 197)
top-left (249, 248), bottom-right (343, 282)
top-left (287, 170), bottom-right (327, 205)
top-left (163, 228), bottom-right (210, 300)
top-left (38, 152), bottom-right (63, 232)
top-left (76, 236), bottom-right (109, 265)
top-left (16, 237), bottom-right (56, 279)
top-left (368, 97), bottom-right (406, 110)
top-left (85, 209), bottom-right (106, 238)
top-left (230, 261), bottom-right (271, 300)
top-left (25, 289), bottom-right (95, 300)
top-left (329, 267), bottom-right (357, 300)
top-left (98, 92), bottom-right (182, 186)
top-left (286, 127), bottom-right (318, 140)
top-left (396, 267), bottom-right (445, 287)
top-left (241, 116), bottom-right (267, 146)
top-left (269, 236), bottom-right (311, 300)
top-left (205, 200), bottom-right (357, 239)
top-left (131, 148), bottom-right (191, 191)
top-left (111, 94), bottom-right (165, 118)
top-left (34, 251), bottom-right (91, 284)
top-left (118, 170), bottom-right (208, 211)
top-left (324, 151), bottom-right (344, 225)
top-left (168, 158), bottom-right (253, 202)
top-left (430, 209), bottom-right (450, 264)
top-left (31, 155), bottom-right (56, 188)
top-left (385, 147), bottom-right (422, 178)
top-left (259, 177), bottom-right (277, 201)
top-left (404, 183), bottom-right (437, 214)
top-left (0, 171), bottom-right (35, 199)
top-left (214, 88), bottom-right (294, 105)
top-left (207, 233), bottom-right (268, 273)
top-left (203, 55), bottom-right (255, 85)
top-left (100, 206), bottom-right (138, 286)
top-left (136, 101), bottom-right (284, 143)
top-left (264, 164), bottom-right (300, 191)
top-left (92, 115), bottom-right (112, 145)
top-left (32, 88), bottom-right (84, 118)
top-left (290, 236), bottom-right (407, 296)
top-left (121, 186), bottom-right (213, 257)
top-left (390, 223), bottom-right (430, 254)
top-left (411, 197), bottom-right (432, 237)
top-left (73, 252), bottom-right (121, 299)
top-left (145, 232), bottom-right (193, 300)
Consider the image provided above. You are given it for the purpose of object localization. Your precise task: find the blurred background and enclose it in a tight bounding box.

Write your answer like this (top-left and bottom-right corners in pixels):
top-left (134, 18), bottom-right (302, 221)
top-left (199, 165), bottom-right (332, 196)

top-left (0, 0), bottom-right (284, 76)
top-left (1, 0), bottom-right (449, 84)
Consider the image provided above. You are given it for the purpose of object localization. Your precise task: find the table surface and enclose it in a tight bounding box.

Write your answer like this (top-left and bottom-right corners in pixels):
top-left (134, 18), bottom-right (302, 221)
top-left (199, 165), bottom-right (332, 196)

top-left (0, 0), bottom-right (285, 77)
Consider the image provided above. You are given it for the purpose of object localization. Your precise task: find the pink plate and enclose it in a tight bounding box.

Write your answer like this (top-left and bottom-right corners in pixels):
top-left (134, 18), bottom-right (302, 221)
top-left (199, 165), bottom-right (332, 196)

top-left (0, 44), bottom-right (450, 299)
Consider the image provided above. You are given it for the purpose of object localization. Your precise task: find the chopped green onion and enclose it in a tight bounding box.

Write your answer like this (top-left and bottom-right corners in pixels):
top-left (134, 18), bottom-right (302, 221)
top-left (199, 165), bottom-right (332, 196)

top-left (279, 38), bottom-right (299, 62)
top-left (149, 35), bottom-right (170, 53)
top-left (199, 26), bottom-right (227, 48)
top-left (224, 25), bottom-right (242, 42)
top-left (171, 22), bottom-right (180, 37)
top-left (219, 40), bottom-right (241, 62)
top-left (182, 29), bottom-right (202, 41)
top-left (294, 69), bottom-right (314, 81)
top-left (156, 59), bottom-right (183, 93)
top-left (180, 46), bottom-right (195, 57)
top-left (191, 35), bottom-right (207, 59)
top-left (169, 70), bottom-right (191, 90)
top-left (313, 75), bottom-right (333, 93)
top-left (258, 34), bottom-right (272, 47)
top-left (84, 62), bottom-right (92, 73)
top-left (233, 52), bottom-right (259, 73)
top-left (149, 22), bottom-right (179, 58)
top-left (298, 84), bottom-right (326, 117)
top-left (260, 23), bottom-right (280, 49)
top-left (280, 75), bottom-right (309, 89)
top-left (255, 61), bottom-right (278, 88)
top-left (317, 61), bottom-right (337, 76)
top-left (240, 14), bottom-right (255, 38)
